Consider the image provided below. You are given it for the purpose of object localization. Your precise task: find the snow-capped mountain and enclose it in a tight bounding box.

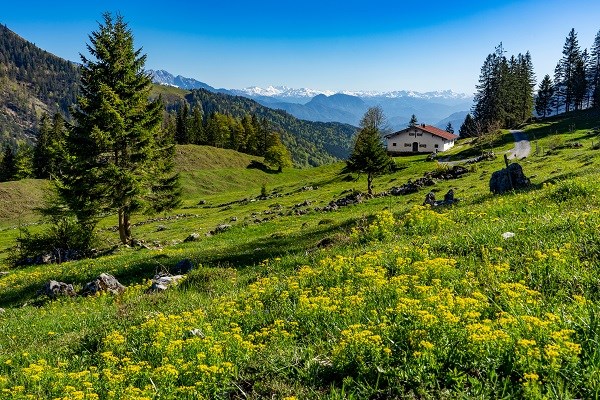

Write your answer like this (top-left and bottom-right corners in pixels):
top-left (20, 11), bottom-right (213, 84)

top-left (148, 69), bottom-right (473, 129)
top-left (148, 69), bottom-right (215, 91)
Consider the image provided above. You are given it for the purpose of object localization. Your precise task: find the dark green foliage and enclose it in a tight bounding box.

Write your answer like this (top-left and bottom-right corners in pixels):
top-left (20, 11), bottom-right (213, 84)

top-left (536, 75), bottom-right (555, 118)
top-left (592, 30), bottom-right (600, 108)
top-left (58, 13), bottom-right (179, 245)
top-left (445, 122), bottom-right (454, 134)
top-left (409, 114), bottom-right (418, 127)
top-left (346, 107), bottom-right (393, 194)
top-left (473, 43), bottom-right (536, 132)
top-left (554, 29), bottom-right (584, 112)
top-left (175, 102), bottom-right (190, 144)
top-left (14, 144), bottom-right (34, 179)
top-left (33, 113), bottom-right (67, 179)
top-left (0, 143), bottom-right (17, 181)
top-left (12, 215), bottom-right (96, 266)
top-left (459, 114), bottom-right (478, 137)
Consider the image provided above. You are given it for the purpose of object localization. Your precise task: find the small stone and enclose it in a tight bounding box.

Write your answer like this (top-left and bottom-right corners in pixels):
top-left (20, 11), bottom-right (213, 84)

top-left (213, 224), bottom-right (231, 234)
top-left (184, 233), bottom-right (201, 242)
top-left (502, 232), bottom-right (515, 239)
top-left (147, 274), bottom-right (185, 293)
top-left (0, 308), bottom-right (6, 314)
top-left (230, 216), bottom-right (238, 222)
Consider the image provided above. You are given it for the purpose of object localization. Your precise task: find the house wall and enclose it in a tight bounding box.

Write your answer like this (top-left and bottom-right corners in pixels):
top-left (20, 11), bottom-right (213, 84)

top-left (386, 128), bottom-right (455, 154)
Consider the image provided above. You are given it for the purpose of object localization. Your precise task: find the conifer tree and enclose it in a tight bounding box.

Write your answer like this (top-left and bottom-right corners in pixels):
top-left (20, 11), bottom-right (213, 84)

top-left (14, 145), bottom-right (34, 180)
top-left (409, 114), bottom-right (418, 127)
top-left (58, 13), bottom-right (179, 245)
top-left (445, 122), bottom-right (454, 134)
top-left (535, 75), bottom-right (555, 118)
top-left (175, 102), bottom-right (190, 144)
top-left (591, 29), bottom-right (600, 108)
top-left (0, 144), bottom-right (17, 182)
top-left (459, 114), bottom-right (478, 137)
top-left (346, 107), bottom-right (393, 195)
top-left (34, 113), bottom-right (67, 179)
top-left (556, 29), bottom-right (582, 112)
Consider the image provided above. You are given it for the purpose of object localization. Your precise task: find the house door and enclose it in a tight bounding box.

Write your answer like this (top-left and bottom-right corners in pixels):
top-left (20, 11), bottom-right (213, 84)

top-left (412, 142), bottom-right (419, 152)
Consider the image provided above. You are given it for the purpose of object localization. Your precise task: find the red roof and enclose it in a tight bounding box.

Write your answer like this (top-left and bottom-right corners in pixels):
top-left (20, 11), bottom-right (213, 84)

top-left (387, 124), bottom-right (459, 141)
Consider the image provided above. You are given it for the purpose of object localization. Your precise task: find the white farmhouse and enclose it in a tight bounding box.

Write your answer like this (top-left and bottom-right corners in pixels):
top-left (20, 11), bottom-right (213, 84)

top-left (385, 124), bottom-right (459, 154)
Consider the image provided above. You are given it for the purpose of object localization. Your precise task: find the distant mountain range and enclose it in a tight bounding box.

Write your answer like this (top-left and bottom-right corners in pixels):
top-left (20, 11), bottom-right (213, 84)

top-left (149, 69), bottom-right (473, 130)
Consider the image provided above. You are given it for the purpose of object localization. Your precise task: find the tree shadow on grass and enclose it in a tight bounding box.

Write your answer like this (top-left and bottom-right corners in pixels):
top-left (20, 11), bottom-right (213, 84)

top-left (0, 218), bottom-right (359, 308)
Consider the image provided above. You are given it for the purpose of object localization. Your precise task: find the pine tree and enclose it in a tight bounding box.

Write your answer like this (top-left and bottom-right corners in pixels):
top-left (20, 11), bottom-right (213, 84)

top-left (535, 75), bottom-right (555, 118)
top-left (58, 13), bottom-right (179, 245)
top-left (473, 44), bottom-right (506, 132)
top-left (516, 52), bottom-right (536, 123)
top-left (34, 113), bottom-right (67, 179)
top-left (189, 105), bottom-right (204, 144)
top-left (175, 102), bottom-right (190, 144)
top-left (557, 29), bottom-right (582, 112)
top-left (409, 114), bottom-right (418, 127)
top-left (0, 144), bottom-right (17, 182)
top-left (346, 107), bottom-right (393, 195)
top-left (14, 145), bottom-right (34, 180)
top-left (445, 122), bottom-right (454, 134)
top-left (459, 114), bottom-right (478, 137)
top-left (591, 29), bottom-right (600, 108)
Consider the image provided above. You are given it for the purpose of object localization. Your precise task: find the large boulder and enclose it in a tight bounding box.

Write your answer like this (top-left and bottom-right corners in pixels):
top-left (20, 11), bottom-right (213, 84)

top-left (489, 163), bottom-right (530, 194)
top-left (38, 280), bottom-right (76, 299)
top-left (80, 273), bottom-right (125, 296)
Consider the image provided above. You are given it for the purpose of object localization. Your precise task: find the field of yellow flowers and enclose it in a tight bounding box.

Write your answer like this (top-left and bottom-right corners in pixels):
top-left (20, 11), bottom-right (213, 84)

top-left (2, 173), bottom-right (600, 399)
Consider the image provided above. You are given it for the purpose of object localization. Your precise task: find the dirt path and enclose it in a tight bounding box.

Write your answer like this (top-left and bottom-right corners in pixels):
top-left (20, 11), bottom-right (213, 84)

top-left (507, 130), bottom-right (531, 159)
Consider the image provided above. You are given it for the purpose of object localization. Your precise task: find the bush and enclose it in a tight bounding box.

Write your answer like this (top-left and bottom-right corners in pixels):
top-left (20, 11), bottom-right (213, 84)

top-left (11, 217), bottom-right (96, 266)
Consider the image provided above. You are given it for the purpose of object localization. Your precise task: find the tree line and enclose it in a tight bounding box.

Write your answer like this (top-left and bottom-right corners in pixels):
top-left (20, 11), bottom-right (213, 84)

top-left (461, 27), bottom-right (600, 137)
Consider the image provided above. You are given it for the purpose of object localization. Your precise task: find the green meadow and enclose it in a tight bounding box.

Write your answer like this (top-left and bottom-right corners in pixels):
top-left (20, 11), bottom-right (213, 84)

top-left (1, 109), bottom-right (600, 398)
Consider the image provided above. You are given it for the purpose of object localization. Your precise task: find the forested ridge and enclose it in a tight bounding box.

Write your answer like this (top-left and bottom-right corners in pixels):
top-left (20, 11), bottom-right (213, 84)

top-left (182, 89), bottom-right (356, 167)
top-left (0, 25), bottom-right (80, 141)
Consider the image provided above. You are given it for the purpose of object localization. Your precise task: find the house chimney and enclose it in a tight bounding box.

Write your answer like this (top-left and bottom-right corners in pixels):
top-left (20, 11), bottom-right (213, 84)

top-left (421, 123), bottom-right (425, 127)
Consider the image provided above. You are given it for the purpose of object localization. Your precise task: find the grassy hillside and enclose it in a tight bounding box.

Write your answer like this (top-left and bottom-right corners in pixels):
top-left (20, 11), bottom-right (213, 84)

top-left (1, 110), bottom-right (600, 398)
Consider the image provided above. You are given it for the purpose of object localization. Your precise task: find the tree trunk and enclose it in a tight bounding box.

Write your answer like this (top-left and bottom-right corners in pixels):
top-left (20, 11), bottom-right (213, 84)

top-left (118, 208), bottom-right (132, 245)
top-left (367, 173), bottom-right (373, 195)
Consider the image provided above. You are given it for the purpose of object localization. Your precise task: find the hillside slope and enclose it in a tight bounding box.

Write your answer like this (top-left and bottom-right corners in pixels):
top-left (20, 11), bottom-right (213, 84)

top-left (0, 25), bottom-right (79, 142)
top-left (1, 110), bottom-right (600, 397)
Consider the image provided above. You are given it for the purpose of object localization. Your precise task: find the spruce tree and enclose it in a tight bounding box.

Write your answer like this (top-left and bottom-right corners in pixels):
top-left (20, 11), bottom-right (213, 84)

top-left (557, 29), bottom-right (582, 112)
top-left (445, 122), bottom-right (454, 134)
top-left (409, 114), bottom-right (418, 127)
top-left (34, 113), bottom-right (67, 179)
top-left (14, 145), bottom-right (34, 180)
top-left (346, 107), bottom-right (393, 195)
top-left (0, 144), bottom-right (17, 182)
top-left (591, 29), bottom-right (600, 108)
top-left (459, 114), bottom-right (478, 137)
top-left (535, 75), bottom-right (555, 118)
top-left (58, 13), bottom-right (179, 245)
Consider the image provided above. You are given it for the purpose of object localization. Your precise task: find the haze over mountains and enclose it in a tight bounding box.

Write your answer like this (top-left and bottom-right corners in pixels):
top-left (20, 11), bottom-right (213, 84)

top-left (149, 69), bottom-right (473, 131)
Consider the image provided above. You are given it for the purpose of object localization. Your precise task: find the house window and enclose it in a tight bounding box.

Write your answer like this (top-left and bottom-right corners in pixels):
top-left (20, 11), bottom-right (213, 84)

top-left (416, 133), bottom-right (423, 136)
top-left (434, 144), bottom-right (439, 148)
top-left (392, 142), bottom-right (397, 146)
top-left (404, 143), bottom-right (411, 147)
top-left (409, 133), bottom-right (415, 136)
top-left (419, 144), bottom-right (427, 148)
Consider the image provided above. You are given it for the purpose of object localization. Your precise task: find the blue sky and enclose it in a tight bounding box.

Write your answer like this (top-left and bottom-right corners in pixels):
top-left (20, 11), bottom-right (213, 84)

top-left (2, 0), bottom-right (600, 93)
